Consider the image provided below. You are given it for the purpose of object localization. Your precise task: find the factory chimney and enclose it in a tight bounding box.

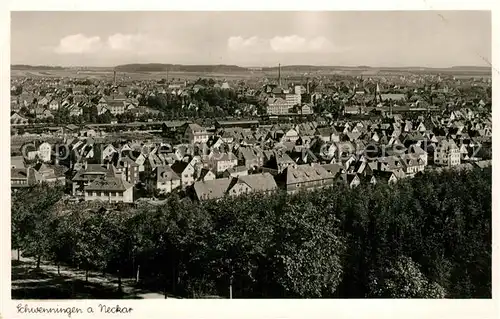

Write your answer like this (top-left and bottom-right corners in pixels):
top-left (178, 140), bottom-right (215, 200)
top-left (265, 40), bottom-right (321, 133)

top-left (278, 63), bottom-right (281, 87)
top-left (113, 70), bottom-right (117, 85)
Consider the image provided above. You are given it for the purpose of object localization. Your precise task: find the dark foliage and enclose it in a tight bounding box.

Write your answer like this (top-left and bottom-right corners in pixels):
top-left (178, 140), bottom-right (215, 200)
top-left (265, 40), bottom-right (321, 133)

top-left (11, 168), bottom-right (491, 298)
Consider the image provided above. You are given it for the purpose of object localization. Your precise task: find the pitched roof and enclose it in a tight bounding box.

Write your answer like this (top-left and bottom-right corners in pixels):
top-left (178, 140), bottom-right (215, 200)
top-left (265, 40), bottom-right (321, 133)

top-left (11, 168), bottom-right (29, 179)
top-left (171, 161), bottom-right (190, 174)
top-left (86, 176), bottom-right (133, 192)
top-left (237, 173), bottom-right (277, 192)
top-left (226, 165), bottom-right (248, 174)
top-left (372, 170), bottom-right (397, 182)
top-left (11, 156), bottom-right (25, 169)
top-left (321, 163), bottom-right (344, 176)
top-left (193, 178), bottom-right (233, 200)
top-left (474, 160), bottom-right (492, 169)
top-left (283, 164), bottom-right (334, 185)
top-left (316, 127), bottom-right (338, 137)
top-left (155, 165), bottom-right (181, 182)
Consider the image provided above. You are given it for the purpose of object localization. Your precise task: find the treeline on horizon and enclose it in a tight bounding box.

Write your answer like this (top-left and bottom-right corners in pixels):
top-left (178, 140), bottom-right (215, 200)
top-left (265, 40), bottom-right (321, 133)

top-left (11, 64), bottom-right (492, 75)
top-left (12, 168), bottom-right (491, 299)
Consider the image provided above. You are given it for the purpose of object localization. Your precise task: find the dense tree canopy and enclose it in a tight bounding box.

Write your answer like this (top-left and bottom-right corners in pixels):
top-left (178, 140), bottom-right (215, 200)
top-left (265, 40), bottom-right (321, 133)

top-left (11, 168), bottom-right (491, 298)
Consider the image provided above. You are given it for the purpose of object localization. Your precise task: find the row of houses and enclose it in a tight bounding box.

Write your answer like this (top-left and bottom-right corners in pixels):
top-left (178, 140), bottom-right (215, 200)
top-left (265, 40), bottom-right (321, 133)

top-left (11, 103), bottom-right (491, 204)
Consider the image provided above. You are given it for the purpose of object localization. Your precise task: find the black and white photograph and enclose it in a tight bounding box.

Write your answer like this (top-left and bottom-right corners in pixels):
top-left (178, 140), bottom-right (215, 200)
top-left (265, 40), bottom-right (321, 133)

top-left (9, 9), bottom-right (492, 302)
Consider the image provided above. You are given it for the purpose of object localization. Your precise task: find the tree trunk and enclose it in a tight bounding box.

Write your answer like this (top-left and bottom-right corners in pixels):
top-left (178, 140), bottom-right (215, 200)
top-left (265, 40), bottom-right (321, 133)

top-left (85, 269), bottom-right (89, 282)
top-left (117, 269), bottom-right (122, 292)
top-left (36, 255), bottom-right (41, 269)
top-left (229, 278), bottom-right (233, 299)
top-left (57, 263), bottom-right (60, 276)
top-left (164, 276), bottom-right (168, 299)
top-left (136, 265), bottom-right (140, 283)
top-left (17, 249), bottom-right (20, 261)
top-left (171, 263), bottom-right (176, 293)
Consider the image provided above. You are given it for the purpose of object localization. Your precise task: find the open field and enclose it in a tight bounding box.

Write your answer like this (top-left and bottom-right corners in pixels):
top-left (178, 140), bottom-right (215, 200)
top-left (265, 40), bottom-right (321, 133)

top-left (11, 65), bottom-right (492, 81)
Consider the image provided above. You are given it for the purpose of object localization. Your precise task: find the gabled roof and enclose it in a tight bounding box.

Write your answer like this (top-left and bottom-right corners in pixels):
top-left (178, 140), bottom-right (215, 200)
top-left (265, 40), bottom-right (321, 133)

top-left (194, 178), bottom-right (233, 201)
top-left (372, 170), bottom-right (397, 182)
top-left (86, 176), bottom-right (133, 192)
top-left (282, 164), bottom-right (334, 185)
top-left (407, 144), bottom-right (427, 155)
top-left (226, 165), bottom-right (248, 174)
top-left (11, 168), bottom-right (29, 179)
top-left (321, 163), bottom-right (344, 176)
top-left (155, 165), bottom-right (181, 182)
top-left (10, 156), bottom-right (25, 169)
top-left (171, 161), bottom-right (190, 174)
top-left (237, 173), bottom-right (277, 192)
top-left (316, 127), bottom-right (339, 137)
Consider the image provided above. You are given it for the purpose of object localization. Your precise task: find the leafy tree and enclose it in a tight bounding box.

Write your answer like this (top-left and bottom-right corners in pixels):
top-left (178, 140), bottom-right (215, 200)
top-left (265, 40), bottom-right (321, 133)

top-left (11, 183), bottom-right (64, 268)
top-left (368, 256), bottom-right (446, 298)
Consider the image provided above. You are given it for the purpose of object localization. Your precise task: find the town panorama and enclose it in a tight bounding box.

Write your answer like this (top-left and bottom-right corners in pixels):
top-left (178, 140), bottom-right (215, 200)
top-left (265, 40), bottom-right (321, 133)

top-left (10, 11), bottom-right (492, 301)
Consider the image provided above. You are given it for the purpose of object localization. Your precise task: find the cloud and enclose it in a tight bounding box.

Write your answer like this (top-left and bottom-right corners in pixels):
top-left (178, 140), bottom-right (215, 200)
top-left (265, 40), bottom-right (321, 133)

top-left (54, 34), bottom-right (102, 54)
top-left (107, 33), bottom-right (145, 51)
top-left (228, 35), bottom-right (343, 55)
top-left (227, 36), bottom-right (269, 52)
top-left (270, 35), bottom-right (338, 53)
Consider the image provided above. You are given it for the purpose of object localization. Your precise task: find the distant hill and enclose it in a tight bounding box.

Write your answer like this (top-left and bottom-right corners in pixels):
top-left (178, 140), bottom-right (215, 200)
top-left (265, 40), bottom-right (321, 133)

top-left (11, 63), bottom-right (491, 75)
top-left (114, 63), bottom-right (248, 73)
top-left (11, 64), bottom-right (66, 70)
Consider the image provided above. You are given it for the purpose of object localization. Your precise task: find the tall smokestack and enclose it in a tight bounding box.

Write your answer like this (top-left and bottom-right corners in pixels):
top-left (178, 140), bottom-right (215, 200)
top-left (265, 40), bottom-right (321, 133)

top-left (113, 70), bottom-right (117, 85)
top-left (278, 63), bottom-right (281, 87)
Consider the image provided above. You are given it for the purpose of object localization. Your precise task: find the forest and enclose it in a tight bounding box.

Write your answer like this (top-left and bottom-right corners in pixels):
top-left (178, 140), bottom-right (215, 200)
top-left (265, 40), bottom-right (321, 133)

top-left (11, 167), bottom-right (491, 299)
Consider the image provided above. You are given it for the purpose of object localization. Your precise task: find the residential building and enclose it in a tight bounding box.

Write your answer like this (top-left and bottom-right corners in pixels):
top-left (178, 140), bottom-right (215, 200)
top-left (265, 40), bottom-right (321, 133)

top-left (182, 123), bottom-right (210, 144)
top-left (71, 164), bottom-right (121, 197)
top-left (223, 166), bottom-right (249, 178)
top-left (226, 173), bottom-right (278, 197)
top-left (108, 100), bottom-right (126, 115)
top-left (434, 139), bottom-right (461, 167)
top-left (276, 163), bottom-right (335, 194)
top-left (11, 167), bottom-right (37, 189)
top-left (171, 161), bottom-right (196, 188)
top-left (193, 178), bottom-right (233, 201)
top-left (116, 157), bottom-right (140, 185)
top-left (11, 112), bottom-right (29, 125)
top-left (33, 163), bottom-right (67, 184)
top-left (197, 168), bottom-right (217, 182)
top-left (38, 142), bottom-right (52, 162)
top-left (372, 170), bottom-right (398, 184)
top-left (149, 165), bottom-right (181, 194)
top-left (267, 97), bottom-right (289, 115)
top-left (11, 156), bottom-right (25, 169)
top-left (84, 176), bottom-right (133, 203)
top-left (237, 147), bottom-right (265, 169)
top-left (210, 151), bottom-right (238, 173)
top-left (193, 172), bottom-right (278, 201)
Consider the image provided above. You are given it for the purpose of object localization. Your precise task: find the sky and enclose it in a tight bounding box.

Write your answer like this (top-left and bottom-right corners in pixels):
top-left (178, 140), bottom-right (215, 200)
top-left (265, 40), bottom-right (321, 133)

top-left (10, 11), bottom-right (491, 67)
